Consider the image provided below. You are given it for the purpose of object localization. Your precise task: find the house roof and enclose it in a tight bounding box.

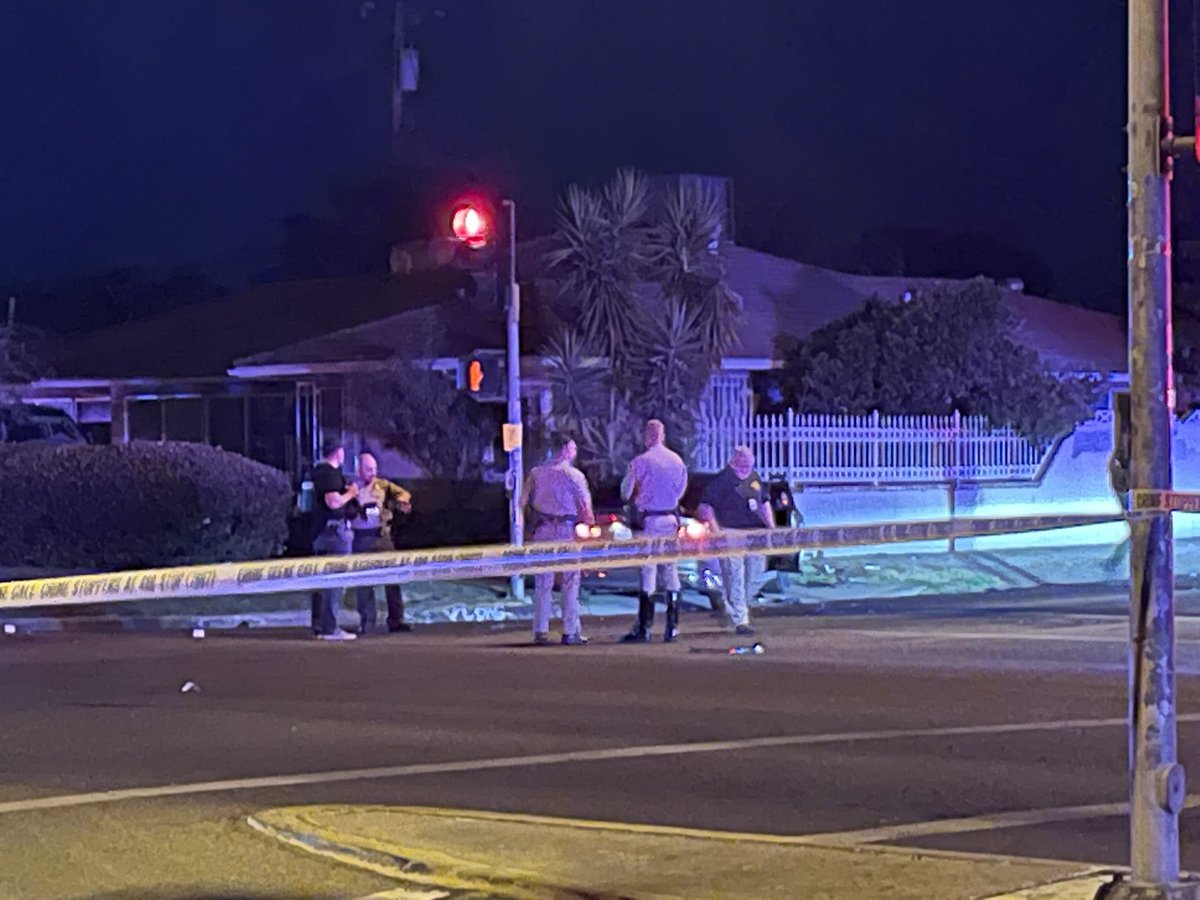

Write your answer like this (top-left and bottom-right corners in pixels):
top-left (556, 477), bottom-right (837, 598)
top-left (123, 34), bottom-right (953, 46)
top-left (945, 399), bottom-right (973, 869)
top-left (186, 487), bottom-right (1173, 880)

top-left (40, 242), bottom-right (1126, 382)
top-left (231, 278), bottom-right (569, 372)
top-left (41, 269), bottom-right (479, 379)
top-left (716, 246), bottom-right (1126, 372)
top-left (521, 241), bottom-right (1125, 373)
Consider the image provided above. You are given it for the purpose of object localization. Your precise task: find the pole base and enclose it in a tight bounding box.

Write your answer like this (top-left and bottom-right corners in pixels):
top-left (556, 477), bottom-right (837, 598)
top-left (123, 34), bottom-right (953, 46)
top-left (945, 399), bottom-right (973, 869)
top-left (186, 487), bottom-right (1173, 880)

top-left (1096, 874), bottom-right (1200, 900)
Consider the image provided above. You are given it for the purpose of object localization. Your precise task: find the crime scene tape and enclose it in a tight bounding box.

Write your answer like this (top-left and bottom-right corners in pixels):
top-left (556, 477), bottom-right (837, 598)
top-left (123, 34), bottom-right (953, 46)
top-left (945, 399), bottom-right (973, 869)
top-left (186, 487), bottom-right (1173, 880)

top-left (0, 512), bottom-right (1120, 611)
top-left (1130, 490), bottom-right (1200, 514)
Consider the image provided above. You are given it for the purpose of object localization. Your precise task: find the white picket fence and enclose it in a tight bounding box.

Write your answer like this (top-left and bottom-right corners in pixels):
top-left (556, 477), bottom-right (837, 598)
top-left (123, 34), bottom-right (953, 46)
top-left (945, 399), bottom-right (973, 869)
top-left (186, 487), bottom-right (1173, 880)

top-left (694, 410), bottom-right (1056, 484)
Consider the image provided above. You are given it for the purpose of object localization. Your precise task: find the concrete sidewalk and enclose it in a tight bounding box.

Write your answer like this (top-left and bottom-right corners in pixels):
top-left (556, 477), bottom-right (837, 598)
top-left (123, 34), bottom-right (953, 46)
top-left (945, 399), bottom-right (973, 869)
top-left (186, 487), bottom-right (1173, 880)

top-left (248, 804), bottom-right (1116, 900)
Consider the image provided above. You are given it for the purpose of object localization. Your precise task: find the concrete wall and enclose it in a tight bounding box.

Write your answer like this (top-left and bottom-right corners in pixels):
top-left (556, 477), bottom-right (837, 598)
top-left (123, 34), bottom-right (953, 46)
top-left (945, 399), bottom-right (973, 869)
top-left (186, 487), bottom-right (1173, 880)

top-left (798, 414), bottom-right (1200, 554)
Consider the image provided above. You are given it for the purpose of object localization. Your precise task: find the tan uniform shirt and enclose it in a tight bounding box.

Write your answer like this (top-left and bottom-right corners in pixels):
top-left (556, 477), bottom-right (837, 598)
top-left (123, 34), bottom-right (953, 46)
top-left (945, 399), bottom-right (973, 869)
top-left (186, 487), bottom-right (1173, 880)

top-left (523, 461), bottom-right (592, 518)
top-left (351, 477), bottom-right (411, 531)
top-left (622, 443), bottom-right (688, 512)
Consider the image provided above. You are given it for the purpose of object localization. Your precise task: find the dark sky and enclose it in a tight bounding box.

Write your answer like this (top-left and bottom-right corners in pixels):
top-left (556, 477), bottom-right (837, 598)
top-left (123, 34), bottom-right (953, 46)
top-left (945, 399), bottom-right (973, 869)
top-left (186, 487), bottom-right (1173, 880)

top-left (0, 1), bottom-right (1139, 311)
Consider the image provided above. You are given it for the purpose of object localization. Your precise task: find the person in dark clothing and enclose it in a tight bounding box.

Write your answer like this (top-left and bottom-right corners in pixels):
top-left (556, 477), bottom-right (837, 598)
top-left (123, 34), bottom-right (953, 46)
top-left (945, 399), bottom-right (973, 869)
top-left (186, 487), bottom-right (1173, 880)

top-left (697, 446), bottom-right (775, 636)
top-left (310, 440), bottom-right (358, 641)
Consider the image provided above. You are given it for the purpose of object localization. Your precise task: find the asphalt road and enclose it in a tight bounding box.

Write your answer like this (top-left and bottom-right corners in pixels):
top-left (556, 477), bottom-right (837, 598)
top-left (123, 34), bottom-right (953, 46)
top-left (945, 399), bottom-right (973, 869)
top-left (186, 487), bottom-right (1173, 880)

top-left (4, 590), bottom-right (1200, 898)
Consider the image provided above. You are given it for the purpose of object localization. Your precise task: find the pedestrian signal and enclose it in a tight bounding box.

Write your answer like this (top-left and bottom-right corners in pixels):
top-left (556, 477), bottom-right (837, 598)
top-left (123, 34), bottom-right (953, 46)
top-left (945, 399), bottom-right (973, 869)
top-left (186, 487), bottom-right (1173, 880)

top-left (462, 351), bottom-right (504, 399)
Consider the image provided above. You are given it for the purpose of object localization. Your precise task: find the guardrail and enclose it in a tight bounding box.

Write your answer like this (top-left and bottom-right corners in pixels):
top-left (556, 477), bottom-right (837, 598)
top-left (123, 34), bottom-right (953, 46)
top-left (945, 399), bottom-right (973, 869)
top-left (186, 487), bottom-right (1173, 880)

top-left (0, 512), bottom-right (1120, 610)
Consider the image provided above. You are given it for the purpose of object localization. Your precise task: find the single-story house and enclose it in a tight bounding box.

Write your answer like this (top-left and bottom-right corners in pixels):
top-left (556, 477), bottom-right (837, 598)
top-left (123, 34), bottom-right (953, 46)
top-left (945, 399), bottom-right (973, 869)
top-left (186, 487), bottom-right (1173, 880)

top-left (22, 237), bottom-right (1127, 485)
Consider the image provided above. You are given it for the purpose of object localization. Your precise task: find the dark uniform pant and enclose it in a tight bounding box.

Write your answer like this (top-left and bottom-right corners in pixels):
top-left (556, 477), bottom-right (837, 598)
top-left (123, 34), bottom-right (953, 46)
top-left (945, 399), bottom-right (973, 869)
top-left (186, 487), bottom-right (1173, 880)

top-left (352, 529), bottom-right (405, 631)
top-left (312, 521), bottom-right (353, 634)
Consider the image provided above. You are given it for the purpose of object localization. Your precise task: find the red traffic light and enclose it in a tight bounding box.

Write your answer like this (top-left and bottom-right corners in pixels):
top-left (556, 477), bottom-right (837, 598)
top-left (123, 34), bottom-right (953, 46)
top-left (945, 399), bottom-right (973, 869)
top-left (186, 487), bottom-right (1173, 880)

top-left (451, 204), bottom-right (490, 249)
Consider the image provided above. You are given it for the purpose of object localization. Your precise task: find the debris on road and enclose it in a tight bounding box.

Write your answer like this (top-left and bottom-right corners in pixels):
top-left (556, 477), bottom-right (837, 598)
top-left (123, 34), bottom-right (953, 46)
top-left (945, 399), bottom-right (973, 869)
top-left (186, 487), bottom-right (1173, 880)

top-left (729, 643), bottom-right (765, 655)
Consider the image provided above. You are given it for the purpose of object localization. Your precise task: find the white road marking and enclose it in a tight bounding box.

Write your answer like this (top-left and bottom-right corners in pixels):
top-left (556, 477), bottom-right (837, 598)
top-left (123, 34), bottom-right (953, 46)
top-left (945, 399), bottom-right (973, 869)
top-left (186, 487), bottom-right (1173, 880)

top-left (797, 795), bottom-right (1200, 846)
top-left (360, 890), bottom-right (451, 900)
top-left (3, 714), bottom-right (1200, 817)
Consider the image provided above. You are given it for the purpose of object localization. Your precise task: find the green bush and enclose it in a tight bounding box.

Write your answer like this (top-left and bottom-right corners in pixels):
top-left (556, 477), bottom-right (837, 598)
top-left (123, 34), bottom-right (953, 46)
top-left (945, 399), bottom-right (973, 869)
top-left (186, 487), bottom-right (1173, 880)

top-left (0, 442), bottom-right (293, 571)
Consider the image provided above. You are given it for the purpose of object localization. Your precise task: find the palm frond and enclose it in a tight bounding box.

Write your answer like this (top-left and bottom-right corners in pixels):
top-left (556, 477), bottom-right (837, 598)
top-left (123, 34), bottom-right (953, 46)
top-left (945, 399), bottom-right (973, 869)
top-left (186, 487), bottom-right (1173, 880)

top-left (640, 182), bottom-right (742, 363)
top-left (541, 326), bottom-right (609, 426)
top-left (625, 298), bottom-right (708, 422)
top-left (647, 182), bottom-right (725, 281)
top-left (545, 179), bottom-right (645, 355)
top-left (602, 169), bottom-right (650, 233)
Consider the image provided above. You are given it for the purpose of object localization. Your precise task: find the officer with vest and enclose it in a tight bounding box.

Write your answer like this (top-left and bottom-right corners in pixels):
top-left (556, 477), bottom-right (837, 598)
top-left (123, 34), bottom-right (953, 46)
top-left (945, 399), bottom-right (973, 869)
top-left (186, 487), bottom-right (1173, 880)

top-left (521, 433), bottom-right (595, 646)
top-left (621, 419), bottom-right (689, 643)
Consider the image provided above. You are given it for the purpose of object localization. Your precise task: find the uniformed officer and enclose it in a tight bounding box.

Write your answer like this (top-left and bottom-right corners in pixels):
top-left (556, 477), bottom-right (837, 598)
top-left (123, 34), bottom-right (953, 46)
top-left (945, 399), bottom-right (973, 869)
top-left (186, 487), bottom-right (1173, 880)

top-left (697, 446), bottom-right (775, 636)
top-left (521, 433), bottom-right (595, 646)
top-left (620, 419), bottom-right (688, 643)
top-left (350, 452), bottom-right (414, 634)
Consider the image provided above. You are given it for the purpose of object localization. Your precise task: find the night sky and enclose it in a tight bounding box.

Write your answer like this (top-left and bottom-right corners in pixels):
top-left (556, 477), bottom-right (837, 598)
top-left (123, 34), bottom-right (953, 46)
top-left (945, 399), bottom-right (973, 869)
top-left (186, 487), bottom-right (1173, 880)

top-left (0, 2), bottom-right (1145, 315)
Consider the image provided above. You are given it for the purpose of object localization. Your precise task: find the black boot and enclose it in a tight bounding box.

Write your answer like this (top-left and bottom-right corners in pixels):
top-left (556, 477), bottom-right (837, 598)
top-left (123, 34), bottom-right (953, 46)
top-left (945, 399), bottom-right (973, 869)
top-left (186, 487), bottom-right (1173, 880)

top-left (386, 585), bottom-right (412, 632)
top-left (621, 592), bottom-right (654, 643)
top-left (664, 591), bottom-right (681, 643)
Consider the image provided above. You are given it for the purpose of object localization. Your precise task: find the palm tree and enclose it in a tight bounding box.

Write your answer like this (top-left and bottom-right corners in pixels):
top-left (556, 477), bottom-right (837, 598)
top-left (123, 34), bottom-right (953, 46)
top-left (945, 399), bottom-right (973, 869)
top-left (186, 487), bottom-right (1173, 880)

top-left (541, 325), bottom-right (639, 481)
top-left (545, 170), bottom-right (651, 363)
top-left (546, 171), bottom-right (743, 469)
top-left (626, 298), bottom-right (708, 451)
top-left (647, 182), bottom-right (742, 367)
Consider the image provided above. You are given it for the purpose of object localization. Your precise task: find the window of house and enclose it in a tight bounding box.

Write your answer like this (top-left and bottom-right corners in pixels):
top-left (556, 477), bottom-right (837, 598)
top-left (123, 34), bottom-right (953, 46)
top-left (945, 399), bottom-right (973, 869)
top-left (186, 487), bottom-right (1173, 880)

top-left (248, 394), bottom-right (291, 471)
top-left (208, 397), bottom-right (246, 454)
top-left (163, 398), bottom-right (205, 443)
top-left (128, 400), bottom-right (163, 441)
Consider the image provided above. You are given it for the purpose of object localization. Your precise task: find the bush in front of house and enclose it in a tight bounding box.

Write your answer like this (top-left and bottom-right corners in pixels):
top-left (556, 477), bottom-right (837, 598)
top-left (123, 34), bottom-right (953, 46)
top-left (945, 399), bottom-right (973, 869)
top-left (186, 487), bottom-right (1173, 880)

top-left (0, 442), bottom-right (293, 571)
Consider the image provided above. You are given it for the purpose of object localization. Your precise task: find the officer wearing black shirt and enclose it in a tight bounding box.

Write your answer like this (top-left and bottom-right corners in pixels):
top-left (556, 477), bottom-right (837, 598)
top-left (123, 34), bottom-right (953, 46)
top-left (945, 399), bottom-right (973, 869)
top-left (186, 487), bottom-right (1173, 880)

top-left (698, 446), bottom-right (775, 636)
top-left (310, 439), bottom-right (359, 641)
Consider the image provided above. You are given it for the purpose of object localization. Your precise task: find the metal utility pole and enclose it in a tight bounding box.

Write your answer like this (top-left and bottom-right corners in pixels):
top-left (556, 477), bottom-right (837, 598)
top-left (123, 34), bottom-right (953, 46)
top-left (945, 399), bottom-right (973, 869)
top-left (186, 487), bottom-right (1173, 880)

top-left (502, 199), bottom-right (525, 602)
top-left (391, 0), bottom-right (405, 149)
top-left (1102, 1), bottom-right (1195, 896)
top-left (389, 0), bottom-right (420, 158)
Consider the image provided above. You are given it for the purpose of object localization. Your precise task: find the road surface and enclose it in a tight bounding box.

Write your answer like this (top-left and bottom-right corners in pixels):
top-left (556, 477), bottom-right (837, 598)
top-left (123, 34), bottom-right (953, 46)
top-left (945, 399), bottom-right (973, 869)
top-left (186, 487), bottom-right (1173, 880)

top-left (3, 589), bottom-right (1200, 898)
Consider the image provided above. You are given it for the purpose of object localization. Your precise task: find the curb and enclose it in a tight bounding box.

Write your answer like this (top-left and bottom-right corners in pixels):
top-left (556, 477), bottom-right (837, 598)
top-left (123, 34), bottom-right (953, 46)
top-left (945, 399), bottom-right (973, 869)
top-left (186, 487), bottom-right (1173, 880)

top-left (247, 804), bottom-right (1113, 900)
top-left (246, 807), bottom-right (566, 899)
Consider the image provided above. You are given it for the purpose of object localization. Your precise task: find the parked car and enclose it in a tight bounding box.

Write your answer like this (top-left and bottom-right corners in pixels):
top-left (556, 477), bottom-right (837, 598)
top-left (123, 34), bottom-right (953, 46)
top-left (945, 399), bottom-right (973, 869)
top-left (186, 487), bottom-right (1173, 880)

top-left (0, 404), bottom-right (87, 445)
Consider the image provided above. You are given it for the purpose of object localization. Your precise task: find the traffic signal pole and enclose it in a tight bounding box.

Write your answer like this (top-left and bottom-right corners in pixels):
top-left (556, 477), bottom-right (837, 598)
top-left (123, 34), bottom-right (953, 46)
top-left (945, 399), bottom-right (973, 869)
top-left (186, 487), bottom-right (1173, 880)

top-left (1103, 1), bottom-right (1195, 896)
top-left (502, 199), bottom-right (525, 602)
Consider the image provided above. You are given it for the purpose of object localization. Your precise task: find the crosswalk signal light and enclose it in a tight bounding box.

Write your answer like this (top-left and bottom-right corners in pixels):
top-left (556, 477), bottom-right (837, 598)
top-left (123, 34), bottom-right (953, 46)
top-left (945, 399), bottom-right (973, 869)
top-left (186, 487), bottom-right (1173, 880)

top-left (467, 359), bottom-right (484, 392)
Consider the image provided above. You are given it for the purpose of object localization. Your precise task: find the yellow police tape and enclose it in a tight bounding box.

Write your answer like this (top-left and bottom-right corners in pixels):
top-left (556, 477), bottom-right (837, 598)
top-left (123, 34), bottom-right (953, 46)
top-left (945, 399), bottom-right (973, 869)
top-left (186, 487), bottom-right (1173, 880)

top-left (0, 512), bottom-right (1120, 611)
top-left (1130, 490), bottom-right (1200, 514)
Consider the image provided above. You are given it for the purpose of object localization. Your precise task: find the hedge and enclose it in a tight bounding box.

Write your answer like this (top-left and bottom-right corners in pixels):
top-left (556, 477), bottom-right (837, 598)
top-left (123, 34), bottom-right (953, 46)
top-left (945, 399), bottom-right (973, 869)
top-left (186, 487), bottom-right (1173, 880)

top-left (0, 443), bottom-right (293, 571)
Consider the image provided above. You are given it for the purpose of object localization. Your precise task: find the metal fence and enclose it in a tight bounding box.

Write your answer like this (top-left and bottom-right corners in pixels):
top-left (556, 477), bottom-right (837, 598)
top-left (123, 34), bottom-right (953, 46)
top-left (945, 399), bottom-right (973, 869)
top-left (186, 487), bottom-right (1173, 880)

top-left (694, 410), bottom-right (1057, 484)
